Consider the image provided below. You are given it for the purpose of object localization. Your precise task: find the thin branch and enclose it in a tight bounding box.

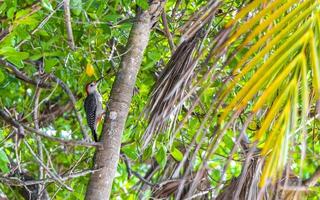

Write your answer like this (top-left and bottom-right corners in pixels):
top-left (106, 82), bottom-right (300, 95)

top-left (184, 187), bottom-right (213, 200)
top-left (63, 0), bottom-right (75, 50)
top-left (161, 12), bottom-right (175, 51)
top-left (33, 87), bottom-right (45, 198)
top-left (24, 140), bottom-right (73, 191)
top-left (275, 167), bottom-right (320, 192)
top-left (49, 74), bottom-right (89, 140)
top-left (171, 0), bottom-right (182, 18)
top-left (0, 109), bottom-right (101, 148)
top-left (0, 59), bottom-right (51, 88)
top-left (38, 101), bottom-right (73, 123)
top-left (121, 153), bottom-right (155, 187)
top-left (0, 169), bottom-right (101, 186)
top-left (279, 185), bottom-right (308, 191)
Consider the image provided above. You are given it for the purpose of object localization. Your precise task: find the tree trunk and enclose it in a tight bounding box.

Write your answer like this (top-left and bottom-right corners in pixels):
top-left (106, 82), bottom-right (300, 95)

top-left (85, 1), bottom-right (165, 199)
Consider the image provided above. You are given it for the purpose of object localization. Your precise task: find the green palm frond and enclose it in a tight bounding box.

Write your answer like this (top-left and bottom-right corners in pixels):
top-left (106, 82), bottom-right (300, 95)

top-left (214, 0), bottom-right (319, 188)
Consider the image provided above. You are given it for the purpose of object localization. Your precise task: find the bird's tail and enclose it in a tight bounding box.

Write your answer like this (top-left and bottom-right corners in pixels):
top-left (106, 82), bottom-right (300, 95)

top-left (90, 128), bottom-right (98, 142)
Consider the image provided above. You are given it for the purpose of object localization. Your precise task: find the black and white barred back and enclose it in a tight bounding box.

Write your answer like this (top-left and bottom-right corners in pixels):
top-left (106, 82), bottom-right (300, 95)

top-left (84, 94), bottom-right (98, 142)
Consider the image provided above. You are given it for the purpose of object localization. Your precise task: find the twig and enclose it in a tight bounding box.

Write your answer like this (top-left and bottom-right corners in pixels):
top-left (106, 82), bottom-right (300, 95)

top-left (107, 39), bottom-right (116, 62)
top-left (63, 0), bottom-right (75, 50)
top-left (38, 101), bottom-right (73, 123)
top-left (24, 140), bottom-right (73, 191)
top-left (0, 59), bottom-right (51, 88)
top-left (0, 109), bottom-right (101, 147)
top-left (184, 187), bottom-right (214, 200)
top-left (33, 87), bottom-right (46, 198)
top-left (161, 12), bottom-right (175, 51)
top-left (121, 152), bottom-right (132, 179)
top-left (279, 185), bottom-right (308, 191)
top-left (171, 0), bottom-right (182, 18)
top-left (0, 168), bottom-right (101, 186)
top-left (121, 153), bottom-right (155, 187)
top-left (49, 74), bottom-right (89, 140)
top-left (275, 167), bottom-right (320, 192)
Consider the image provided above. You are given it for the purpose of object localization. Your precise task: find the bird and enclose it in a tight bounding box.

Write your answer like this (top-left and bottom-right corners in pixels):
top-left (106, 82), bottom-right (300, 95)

top-left (84, 78), bottom-right (104, 142)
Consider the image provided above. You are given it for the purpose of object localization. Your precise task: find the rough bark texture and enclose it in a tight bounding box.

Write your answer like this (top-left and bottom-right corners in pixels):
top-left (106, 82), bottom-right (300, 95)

top-left (85, 1), bottom-right (165, 199)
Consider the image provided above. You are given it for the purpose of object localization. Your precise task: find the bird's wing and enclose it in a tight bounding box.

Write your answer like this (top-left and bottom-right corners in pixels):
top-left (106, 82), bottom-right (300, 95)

top-left (84, 94), bottom-right (97, 128)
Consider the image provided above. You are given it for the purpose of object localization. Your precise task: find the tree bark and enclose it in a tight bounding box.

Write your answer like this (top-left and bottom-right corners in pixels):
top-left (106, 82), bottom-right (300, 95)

top-left (85, 1), bottom-right (165, 199)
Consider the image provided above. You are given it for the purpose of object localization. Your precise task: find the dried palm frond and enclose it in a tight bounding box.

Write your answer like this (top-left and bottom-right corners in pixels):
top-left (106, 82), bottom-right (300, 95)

top-left (152, 168), bottom-right (210, 199)
top-left (142, 0), bottom-right (222, 148)
top-left (216, 150), bottom-right (263, 200)
top-left (142, 32), bottom-right (202, 147)
top-left (179, 0), bottom-right (221, 42)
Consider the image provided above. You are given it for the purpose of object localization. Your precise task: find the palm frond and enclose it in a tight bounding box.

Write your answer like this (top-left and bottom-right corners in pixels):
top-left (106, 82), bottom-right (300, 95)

top-left (142, 0), bottom-right (320, 198)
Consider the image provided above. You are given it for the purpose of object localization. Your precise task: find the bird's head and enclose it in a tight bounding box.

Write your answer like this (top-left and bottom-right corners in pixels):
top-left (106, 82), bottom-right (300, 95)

top-left (86, 77), bottom-right (103, 94)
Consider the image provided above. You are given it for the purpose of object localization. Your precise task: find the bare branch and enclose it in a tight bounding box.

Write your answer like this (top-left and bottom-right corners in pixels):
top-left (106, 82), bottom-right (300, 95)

top-left (24, 140), bottom-right (73, 191)
top-left (33, 87), bottom-right (46, 198)
top-left (49, 74), bottom-right (89, 140)
top-left (171, 0), bottom-right (182, 18)
top-left (121, 153), bottom-right (155, 187)
top-left (63, 0), bottom-right (75, 50)
top-left (0, 59), bottom-right (51, 88)
top-left (38, 101), bottom-right (73, 123)
top-left (161, 12), bottom-right (175, 51)
top-left (0, 169), bottom-right (101, 186)
top-left (0, 109), bottom-right (101, 148)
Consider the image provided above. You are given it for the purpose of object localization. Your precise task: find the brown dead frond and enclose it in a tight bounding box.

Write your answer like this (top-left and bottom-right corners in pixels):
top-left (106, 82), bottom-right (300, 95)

top-left (142, 32), bottom-right (201, 147)
top-left (152, 169), bottom-right (210, 199)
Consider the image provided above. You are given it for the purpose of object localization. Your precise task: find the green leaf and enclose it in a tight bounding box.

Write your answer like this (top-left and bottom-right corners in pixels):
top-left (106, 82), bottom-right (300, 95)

top-left (14, 15), bottom-right (38, 26)
top-left (155, 146), bottom-right (167, 168)
top-left (42, 0), bottom-right (53, 11)
top-left (136, 0), bottom-right (149, 10)
top-left (0, 3), bottom-right (7, 14)
top-left (142, 60), bottom-right (157, 70)
top-left (71, 0), bottom-right (82, 16)
top-left (0, 47), bottom-right (29, 68)
top-left (171, 148), bottom-right (183, 161)
top-left (147, 51), bottom-right (161, 60)
top-left (0, 149), bottom-right (9, 173)
top-left (104, 14), bottom-right (121, 22)
top-left (142, 145), bottom-right (152, 161)
top-left (122, 144), bottom-right (139, 160)
top-left (0, 70), bottom-right (5, 83)
top-left (15, 9), bottom-right (30, 19)
top-left (7, 7), bottom-right (15, 19)
top-left (45, 58), bottom-right (59, 70)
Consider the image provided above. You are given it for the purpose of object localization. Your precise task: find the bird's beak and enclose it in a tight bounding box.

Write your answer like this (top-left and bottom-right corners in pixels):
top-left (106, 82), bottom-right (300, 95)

top-left (96, 76), bottom-right (104, 84)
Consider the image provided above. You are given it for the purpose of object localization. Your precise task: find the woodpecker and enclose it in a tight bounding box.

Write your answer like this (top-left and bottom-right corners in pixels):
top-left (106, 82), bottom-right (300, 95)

top-left (84, 78), bottom-right (104, 142)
